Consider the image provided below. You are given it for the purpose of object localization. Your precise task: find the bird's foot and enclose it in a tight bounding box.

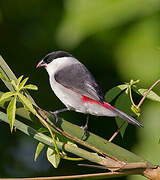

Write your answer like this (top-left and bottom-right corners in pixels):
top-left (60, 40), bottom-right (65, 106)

top-left (49, 108), bottom-right (68, 123)
top-left (81, 114), bottom-right (89, 138)
top-left (49, 111), bottom-right (59, 123)
top-left (81, 124), bottom-right (88, 138)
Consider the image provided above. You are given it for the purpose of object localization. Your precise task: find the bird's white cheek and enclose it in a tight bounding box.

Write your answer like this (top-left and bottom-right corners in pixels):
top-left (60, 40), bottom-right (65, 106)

top-left (46, 65), bottom-right (55, 77)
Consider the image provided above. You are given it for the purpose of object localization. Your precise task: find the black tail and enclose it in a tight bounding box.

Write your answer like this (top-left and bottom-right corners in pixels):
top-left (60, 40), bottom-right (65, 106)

top-left (113, 108), bottom-right (143, 127)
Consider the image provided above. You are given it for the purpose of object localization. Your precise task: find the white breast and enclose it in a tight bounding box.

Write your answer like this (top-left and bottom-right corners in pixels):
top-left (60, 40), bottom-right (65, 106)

top-left (45, 57), bottom-right (86, 111)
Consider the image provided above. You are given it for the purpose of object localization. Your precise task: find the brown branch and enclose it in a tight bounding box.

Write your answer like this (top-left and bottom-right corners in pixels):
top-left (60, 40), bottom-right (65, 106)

top-left (144, 166), bottom-right (160, 180)
top-left (2, 167), bottom-right (159, 180)
top-left (108, 121), bottom-right (126, 142)
top-left (0, 169), bottom-right (144, 180)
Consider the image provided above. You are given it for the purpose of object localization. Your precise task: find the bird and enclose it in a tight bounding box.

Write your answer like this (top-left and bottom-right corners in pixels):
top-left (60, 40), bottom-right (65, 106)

top-left (36, 51), bottom-right (143, 134)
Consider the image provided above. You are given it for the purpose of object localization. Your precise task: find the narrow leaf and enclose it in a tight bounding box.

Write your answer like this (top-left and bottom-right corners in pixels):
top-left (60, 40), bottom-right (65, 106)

top-left (0, 56), bottom-right (18, 91)
top-left (129, 79), bottom-right (140, 86)
top-left (10, 79), bottom-right (17, 90)
top-left (47, 147), bottom-right (60, 168)
top-left (22, 84), bottom-right (38, 91)
top-left (18, 93), bottom-right (36, 114)
top-left (17, 75), bottom-right (23, 86)
top-left (105, 84), bottom-right (128, 103)
top-left (137, 88), bottom-right (160, 102)
top-left (37, 127), bottom-right (49, 134)
top-left (0, 71), bottom-right (7, 81)
top-left (19, 77), bottom-right (29, 90)
top-left (34, 142), bottom-right (45, 162)
top-left (0, 56), bottom-right (36, 105)
top-left (7, 96), bottom-right (17, 132)
top-left (0, 91), bottom-right (15, 104)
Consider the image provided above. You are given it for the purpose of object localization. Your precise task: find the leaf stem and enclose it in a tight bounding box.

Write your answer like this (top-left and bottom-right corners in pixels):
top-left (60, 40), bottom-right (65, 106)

top-left (129, 86), bottom-right (136, 107)
top-left (35, 112), bottom-right (60, 158)
top-left (62, 156), bottom-right (83, 161)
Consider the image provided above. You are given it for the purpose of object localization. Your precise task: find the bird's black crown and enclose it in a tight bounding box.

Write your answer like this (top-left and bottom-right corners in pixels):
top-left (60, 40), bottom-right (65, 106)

top-left (43, 51), bottom-right (73, 64)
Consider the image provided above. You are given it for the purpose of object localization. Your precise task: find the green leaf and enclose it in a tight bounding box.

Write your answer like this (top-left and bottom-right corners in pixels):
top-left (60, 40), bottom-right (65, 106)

top-left (17, 75), bottom-right (24, 86)
top-left (0, 71), bottom-right (7, 81)
top-left (129, 79), bottom-right (140, 86)
top-left (22, 84), bottom-right (38, 91)
top-left (10, 79), bottom-right (17, 90)
top-left (137, 88), bottom-right (160, 102)
top-left (37, 127), bottom-right (49, 134)
top-left (0, 56), bottom-right (20, 91)
top-left (18, 93), bottom-right (36, 114)
top-left (18, 77), bottom-right (29, 90)
top-left (0, 91), bottom-right (15, 104)
top-left (0, 56), bottom-right (36, 105)
top-left (0, 56), bottom-right (17, 84)
top-left (114, 90), bottom-right (132, 137)
top-left (47, 147), bottom-right (60, 168)
top-left (34, 142), bottom-right (45, 162)
top-left (7, 96), bottom-right (17, 132)
top-left (105, 84), bottom-right (128, 103)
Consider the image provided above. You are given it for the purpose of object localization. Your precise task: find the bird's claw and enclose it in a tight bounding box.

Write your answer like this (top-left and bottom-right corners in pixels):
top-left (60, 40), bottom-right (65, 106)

top-left (49, 108), bottom-right (68, 123)
top-left (49, 111), bottom-right (59, 123)
top-left (81, 124), bottom-right (88, 138)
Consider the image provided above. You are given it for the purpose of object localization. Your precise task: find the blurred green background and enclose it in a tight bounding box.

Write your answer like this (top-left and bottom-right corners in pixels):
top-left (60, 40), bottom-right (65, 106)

top-left (0, 0), bottom-right (160, 179)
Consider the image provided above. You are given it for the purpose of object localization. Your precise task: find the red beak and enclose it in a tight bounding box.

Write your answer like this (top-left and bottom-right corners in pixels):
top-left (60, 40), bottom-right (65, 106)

top-left (36, 59), bottom-right (47, 68)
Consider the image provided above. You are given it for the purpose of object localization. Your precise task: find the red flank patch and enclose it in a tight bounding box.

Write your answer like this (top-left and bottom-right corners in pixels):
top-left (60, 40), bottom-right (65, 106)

top-left (81, 96), bottom-right (114, 110)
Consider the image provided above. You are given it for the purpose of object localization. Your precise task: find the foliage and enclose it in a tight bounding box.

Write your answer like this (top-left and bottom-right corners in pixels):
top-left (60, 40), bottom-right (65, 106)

top-left (0, 56), bottom-right (160, 179)
top-left (0, 0), bottom-right (160, 179)
top-left (105, 79), bottom-right (160, 137)
top-left (0, 74), bottom-right (37, 131)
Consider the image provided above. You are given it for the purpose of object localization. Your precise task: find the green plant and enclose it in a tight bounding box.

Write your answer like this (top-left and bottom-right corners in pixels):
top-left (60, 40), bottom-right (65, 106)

top-left (0, 55), bottom-right (160, 179)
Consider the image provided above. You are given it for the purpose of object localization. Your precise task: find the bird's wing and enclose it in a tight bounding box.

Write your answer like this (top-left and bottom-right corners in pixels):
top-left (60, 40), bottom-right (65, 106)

top-left (54, 62), bottom-right (104, 102)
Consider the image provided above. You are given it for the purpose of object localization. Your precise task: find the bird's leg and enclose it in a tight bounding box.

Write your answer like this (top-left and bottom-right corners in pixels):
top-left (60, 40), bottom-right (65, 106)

top-left (49, 108), bottom-right (68, 122)
top-left (81, 114), bottom-right (89, 137)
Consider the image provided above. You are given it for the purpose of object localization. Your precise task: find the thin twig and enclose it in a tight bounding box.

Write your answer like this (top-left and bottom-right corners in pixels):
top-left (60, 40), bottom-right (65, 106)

top-left (137, 79), bottom-right (160, 108)
top-left (109, 121), bottom-right (126, 142)
top-left (35, 112), bottom-right (60, 157)
top-left (108, 83), bottom-right (136, 142)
